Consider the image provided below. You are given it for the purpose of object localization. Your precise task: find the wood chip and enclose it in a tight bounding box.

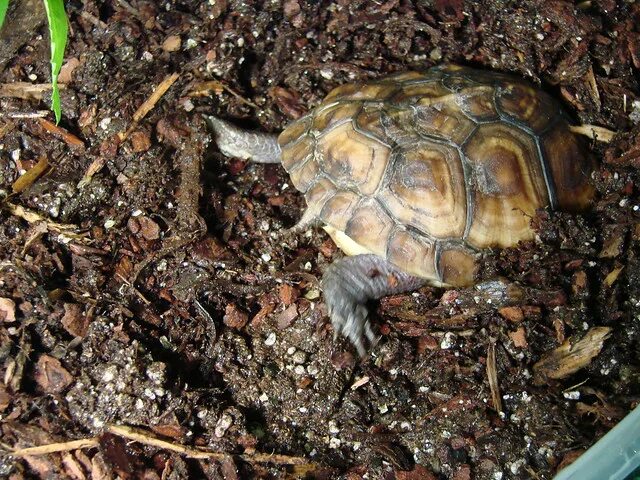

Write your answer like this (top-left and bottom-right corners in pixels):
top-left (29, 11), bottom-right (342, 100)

top-left (129, 130), bottom-right (151, 152)
top-left (35, 355), bottom-right (74, 393)
top-left (62, 452), bottom-right (87, 480)
top-left (0, 383), bottom-right (10, 411)
top-left (599, 235), bottom-right (624, 258)
top-left (533, 327), bottom-right (611, 384)
top-left (584, 65), bottom-right (601, 109)
top-left (508, 326), bottom-right (528, 348)
top-left (61, 303), bottom-right (91, 338)
top-left (351, 376), bottom-right (370, 390)
top-left (127, 215), bottom-right (160, 241)
top-left (223, 304), bottom-right (249, 329)
top-left (0, 297), bottom-right (16, 322)
top-left (162, 35), bottom-right (182, 52)
top-left (58, 58), bottom-right (80, 84)
top-left (603, 265), bottom-right (624, 286)
top-left (276, 304), bottom-right (298, 329)
top-left (187, 80), bottom-right (225, 97)
top-left (396, 465), bottom-right (438, 480)
top-left (498, 306), bottom-right (524, 323)
top-left (278, 284), bottom-right (299, 306)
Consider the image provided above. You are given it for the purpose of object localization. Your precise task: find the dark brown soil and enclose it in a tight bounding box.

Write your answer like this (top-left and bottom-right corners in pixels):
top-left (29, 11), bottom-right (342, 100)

top-left (0, 1), bottom-right (639, 479)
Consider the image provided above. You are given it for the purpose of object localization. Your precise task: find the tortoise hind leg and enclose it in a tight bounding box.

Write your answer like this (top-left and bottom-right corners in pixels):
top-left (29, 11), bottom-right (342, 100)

top-left (205, 116), bottom-right (282, 164)
top-left (322, 254), bottom-right (426, 356)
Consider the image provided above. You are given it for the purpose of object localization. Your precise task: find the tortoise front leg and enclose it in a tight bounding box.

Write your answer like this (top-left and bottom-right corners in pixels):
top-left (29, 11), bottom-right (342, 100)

top-left (321, 254), bottom-right (426, 356)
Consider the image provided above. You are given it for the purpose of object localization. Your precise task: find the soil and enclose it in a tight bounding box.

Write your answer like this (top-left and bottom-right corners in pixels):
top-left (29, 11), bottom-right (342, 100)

top-left (0, 1), bottom-right (639, 479)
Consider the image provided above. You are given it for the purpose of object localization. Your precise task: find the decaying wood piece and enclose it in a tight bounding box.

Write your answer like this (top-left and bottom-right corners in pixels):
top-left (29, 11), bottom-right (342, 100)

top-left (533, 327), bottom-right (612, 384)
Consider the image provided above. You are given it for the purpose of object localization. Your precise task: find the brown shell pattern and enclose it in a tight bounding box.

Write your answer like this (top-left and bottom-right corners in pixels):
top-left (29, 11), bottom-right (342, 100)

top-left (278, 65), bottom-right (596, 287)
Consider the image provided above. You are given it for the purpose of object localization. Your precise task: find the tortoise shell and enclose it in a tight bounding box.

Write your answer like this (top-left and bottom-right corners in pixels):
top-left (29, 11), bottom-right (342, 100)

top-left (277, 65), bottom-right (596, 287)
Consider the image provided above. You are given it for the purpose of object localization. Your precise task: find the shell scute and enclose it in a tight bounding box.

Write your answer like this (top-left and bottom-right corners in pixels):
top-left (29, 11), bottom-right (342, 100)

top-left (281, 135), bottom-right (313, 171)
top-left (463, 123), bottom-right (549, 248)
top-left (324, 83), bottom-right (397, 103)
top-left (319, 122), bottom-right (390, 195)
top-left (278, 116), bottom-right (310, 147)
top-left (496, 83), bottom-right (558, 133)
top-left (386, 229), bottom-right (439, 281)
top-left (319, 190), bottom-right (360, 232)
top-left (389, 81), bottom-right (452, 105)
top-left (288, 156), bottom-right (320, 193)
top-left (438, 246), bottom-right (478, 286)
top-left (343, 199), bottom-right (395, 254)
top-left (456, 87), bottom-right (499, 122)
top-left (541, 124), bottom-right (595, 211)
top-left (301, 177), bottom-right (336, 221)
top-left (313, 103), bottom-right (362, 132)
top-left (380, 142), bottom-right (467, 239)
top-left (414, 102), bottom-right (477, 145)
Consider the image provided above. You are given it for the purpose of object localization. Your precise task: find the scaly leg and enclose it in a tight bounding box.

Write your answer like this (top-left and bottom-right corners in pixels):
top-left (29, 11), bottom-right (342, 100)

top-left (322, 254), bottom-right (426, 356)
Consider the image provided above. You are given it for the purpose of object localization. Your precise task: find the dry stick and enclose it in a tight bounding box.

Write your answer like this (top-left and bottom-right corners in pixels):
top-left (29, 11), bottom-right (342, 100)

top-left (118, 72), bottom-right (180, 142)
top-left (487, 342), bottom-right (503, 415)
top-left (585, 65), bottom-right (601, 110)
top-left (81, 73), bottom-right (180, 184)
top-left (38, 118), bottom-right (85, 149)
top-left (10, 438), bottom-right (100, 457)
top-left (12, 156), bottom-right (49, 193)
top-left (9, 426), bottom-right (315, 468)
top-left (107, 425), bottom-right (314, 466)
top-left (3, 202), bottom-right (81, 234)
top-left (0, 82), bottom-right (66, 100)
top-left (1, 111), bottom-right (49, 118)
top-left (570, 124), bottom-right (616, 143)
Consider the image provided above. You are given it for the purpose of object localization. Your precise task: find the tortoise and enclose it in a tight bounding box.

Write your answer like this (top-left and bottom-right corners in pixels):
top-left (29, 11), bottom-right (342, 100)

top-left (206, 64), bottom-right (596, 356)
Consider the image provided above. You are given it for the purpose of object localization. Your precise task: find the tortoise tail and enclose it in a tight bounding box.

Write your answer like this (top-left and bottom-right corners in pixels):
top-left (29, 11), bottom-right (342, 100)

top-left (205, 116), bottom-right (282, 164)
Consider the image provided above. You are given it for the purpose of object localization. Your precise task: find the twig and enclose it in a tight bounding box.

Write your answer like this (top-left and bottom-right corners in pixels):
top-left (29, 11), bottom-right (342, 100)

top-left (584, 65), bottom-right (601, 110)
top-left (38, 118), bottom-right (85, 149)
top-left (487, 342), bottom-right (503, 415)
top-left (570, 124), bottom-right (616, 143)
top-left (1, 111), bottom-right (49, 119)
top-left (81, 73), bottom-right (180, 185)
top-left (10, 438), bottom-right (100, 457)
top-left (3, 202), bottom-right (82, 234)
top-left (12, 156), bottom-right (49, 193)
top-left (80, 11), bottom-right (107, 29)
top-left (0, 82), bottom-right (66, 100)
top-left (107, 424), bottom-right (314, 466)
top-left (117, 72), bottom-right (180, 142)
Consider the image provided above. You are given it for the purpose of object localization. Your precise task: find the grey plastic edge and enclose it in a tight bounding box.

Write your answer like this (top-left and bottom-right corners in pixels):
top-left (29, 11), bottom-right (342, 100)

top-left (554, 403), bottom-right (640, 480)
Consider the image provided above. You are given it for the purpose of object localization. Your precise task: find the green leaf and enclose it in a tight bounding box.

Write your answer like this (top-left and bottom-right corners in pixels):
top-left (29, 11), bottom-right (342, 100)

top-left (42, 0), bottom-right (68, 124)
top-left (0, 0), bottom-right (9, 30)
